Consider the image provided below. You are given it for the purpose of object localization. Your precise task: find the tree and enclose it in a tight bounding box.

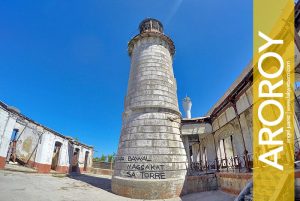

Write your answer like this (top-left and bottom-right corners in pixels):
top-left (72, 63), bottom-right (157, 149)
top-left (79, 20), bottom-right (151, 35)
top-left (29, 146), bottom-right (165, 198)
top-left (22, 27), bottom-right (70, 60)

top-left (107, 154), bottom-right (114, 162)
top-left (93, 157), bottom-right (100, 162)
top-left (100, 154), bottom-right (107, 162)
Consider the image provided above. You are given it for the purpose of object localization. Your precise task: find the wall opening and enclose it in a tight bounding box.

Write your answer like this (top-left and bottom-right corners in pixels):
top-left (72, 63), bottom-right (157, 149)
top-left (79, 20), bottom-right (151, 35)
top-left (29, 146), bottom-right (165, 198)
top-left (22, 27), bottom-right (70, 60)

top-left (83, 151), bottom-right (89, 171)
top-left (51, 141), bottom-right (62, 171)
top-left (72, 148), bottom-right (80, 172)
top-left (6, 129), bottom-right (19, 163)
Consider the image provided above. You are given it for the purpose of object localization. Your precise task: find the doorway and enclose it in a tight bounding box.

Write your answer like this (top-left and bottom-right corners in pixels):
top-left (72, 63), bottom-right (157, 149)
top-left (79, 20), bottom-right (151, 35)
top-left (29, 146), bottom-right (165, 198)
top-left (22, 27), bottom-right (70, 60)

top-left (71, 148), bottom-right (80, 172)
top-left (83, 151), bottom-right (89, 171)
top-left (6, 129), bottom-right (19, 163)
top-left (51, 141), bottom-right (62, 171)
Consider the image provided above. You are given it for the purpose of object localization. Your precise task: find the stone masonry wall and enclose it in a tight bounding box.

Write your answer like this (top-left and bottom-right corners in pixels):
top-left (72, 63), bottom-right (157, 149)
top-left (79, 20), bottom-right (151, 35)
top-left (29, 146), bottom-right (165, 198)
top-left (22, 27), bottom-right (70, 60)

top-left (112, 34), bottom-right (187, 199)
top-left (182, 174), bottom-right (218, 195)
top-left (216, 172), bottom-right (252, 195)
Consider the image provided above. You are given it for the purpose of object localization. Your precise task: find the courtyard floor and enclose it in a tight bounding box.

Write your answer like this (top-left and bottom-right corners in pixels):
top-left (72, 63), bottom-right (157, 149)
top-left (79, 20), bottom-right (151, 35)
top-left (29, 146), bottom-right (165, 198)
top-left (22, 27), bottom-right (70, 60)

top-left (0, 170), bottom-right (236, 201)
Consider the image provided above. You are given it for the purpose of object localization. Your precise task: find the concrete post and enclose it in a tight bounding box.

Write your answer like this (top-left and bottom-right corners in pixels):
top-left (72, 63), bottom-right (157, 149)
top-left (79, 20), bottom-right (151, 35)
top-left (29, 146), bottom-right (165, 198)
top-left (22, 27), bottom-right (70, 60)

top-left (212, 133), bottom-right (219, 171)
top-left (232, 102), bottom-right (251, 172)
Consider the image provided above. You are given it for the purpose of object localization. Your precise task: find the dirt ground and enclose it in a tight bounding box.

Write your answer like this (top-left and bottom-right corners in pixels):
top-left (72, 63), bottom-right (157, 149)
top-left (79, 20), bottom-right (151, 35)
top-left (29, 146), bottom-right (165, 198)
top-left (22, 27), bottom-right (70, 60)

top-left (0, 170), bottom-right (236, 201)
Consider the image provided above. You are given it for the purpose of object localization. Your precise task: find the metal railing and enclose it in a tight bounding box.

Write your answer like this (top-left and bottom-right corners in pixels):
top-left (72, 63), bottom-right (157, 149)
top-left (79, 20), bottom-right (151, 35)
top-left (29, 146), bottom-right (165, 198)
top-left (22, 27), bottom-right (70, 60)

top-left (188, 138), bottom-right (300, 175)
top-left (188, 153), bottom-right (253, 175)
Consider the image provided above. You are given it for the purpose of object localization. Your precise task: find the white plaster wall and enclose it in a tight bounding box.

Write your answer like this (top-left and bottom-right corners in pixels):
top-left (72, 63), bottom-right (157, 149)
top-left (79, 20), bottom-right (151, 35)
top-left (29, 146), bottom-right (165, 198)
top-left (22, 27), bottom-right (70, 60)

top-left (239, 112), bottom-right (253, 154)
top-left (0, 105), bottom-right (93, 169)
top-left (14, 122), bottom-right (25, 132)
top-left (0, 109), bottom-right (10, 157)
top-left (215, 121), bottom-right (243, 157)
top-left (218, 140), bottom-right (225, 159)
top-left (206, 135), bottom-right (216, 162)
top-left (78, 146), bottom-right (85, 168)
top-left (212, 119), bottom-right (219, 132)
top-left (182, 136), bottom-right (191, 166)
top-left (57, 139), bottom-right (69, 167)
top-left (232, 132), bottom-right (245, 156)
top-left (218, 113), bottom-right (227, 128)
top-left (224, 136), bottom-right (234, 158)
top-left (75, 146), bottom-right (93, 168)
top-left (35, 132), bottom-right (54, 165)
top-left (86, 148), bottom-right (93, 168)
top-left (34, 134), bottom-right (45, 164)
top-left (41, 133), bottom-right (70, 167)
top-left (181, 123), bottom-right (212, 136)
top-left (200, 135), bottom-right (216, 162)
top-left (0, 109), bottom-right (16, 158)
top-left (236, 94), bottom-right (250, 115)
top-left (71, 144), bottom-right (84, 168)
top-left (184, 107), bottom-right (253, 162)
top-left (245, 86), bottom-right (253, 105)
top-left (191, 144), bottom-right (199, 162)
top-left (225, 107), bottom-right (235, 122)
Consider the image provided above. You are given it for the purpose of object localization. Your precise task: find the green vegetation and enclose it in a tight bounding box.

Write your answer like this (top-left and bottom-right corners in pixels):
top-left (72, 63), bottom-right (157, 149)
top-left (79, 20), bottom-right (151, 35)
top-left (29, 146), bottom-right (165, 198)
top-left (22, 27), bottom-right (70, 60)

top-left (93, 153), bottom-right (115, 162)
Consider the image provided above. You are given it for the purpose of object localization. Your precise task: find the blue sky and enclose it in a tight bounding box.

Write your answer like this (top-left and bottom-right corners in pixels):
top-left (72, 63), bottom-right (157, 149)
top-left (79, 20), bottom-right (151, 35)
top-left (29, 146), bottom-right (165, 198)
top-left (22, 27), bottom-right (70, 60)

top-left (0, 0), bottom-right (252, 157)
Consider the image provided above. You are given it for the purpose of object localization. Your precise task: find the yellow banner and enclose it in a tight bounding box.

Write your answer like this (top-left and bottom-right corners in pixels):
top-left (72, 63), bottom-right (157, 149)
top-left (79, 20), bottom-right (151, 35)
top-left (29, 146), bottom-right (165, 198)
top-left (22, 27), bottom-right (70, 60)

top-left (253, 0), bottom-right (294, 200)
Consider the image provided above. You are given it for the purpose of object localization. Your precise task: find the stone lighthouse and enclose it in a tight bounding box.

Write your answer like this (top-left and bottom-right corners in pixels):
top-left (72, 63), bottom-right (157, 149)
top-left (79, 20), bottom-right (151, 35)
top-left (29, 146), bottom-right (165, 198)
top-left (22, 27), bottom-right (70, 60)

top-left (112, 18), bottom-right (187, 199)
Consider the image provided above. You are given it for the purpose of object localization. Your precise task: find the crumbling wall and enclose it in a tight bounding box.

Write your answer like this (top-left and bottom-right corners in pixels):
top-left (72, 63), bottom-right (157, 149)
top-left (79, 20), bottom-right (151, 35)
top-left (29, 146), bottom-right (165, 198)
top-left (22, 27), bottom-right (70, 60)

top-left (212, 111), bottom-right (253, 159)
top-left (73, 145), bottom-right (93, 172)
top-left (0, 107), bottom-right (17, 168)
top-left (214, 120), bottom-right (244, 157)
top-left (34, 131), bottom-right (70, 172)
top-left (216, 172), bottom-right (252, 195)
top-left (211, 86), bottom-right (253, 159)
top-left (182, 174), bottom-right (218, 195)
top-left (0, 102), bottom-right (93, 173)
top-left (14, 121), bottom-right (41, 164)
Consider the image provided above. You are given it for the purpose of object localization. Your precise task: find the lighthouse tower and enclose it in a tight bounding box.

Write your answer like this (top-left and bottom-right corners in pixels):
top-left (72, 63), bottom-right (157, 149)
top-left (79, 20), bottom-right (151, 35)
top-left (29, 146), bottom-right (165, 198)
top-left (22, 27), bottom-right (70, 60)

top-left (112, 18), bottom-right (187, 199)
top-left (183, 96), bottom-right (192, 119)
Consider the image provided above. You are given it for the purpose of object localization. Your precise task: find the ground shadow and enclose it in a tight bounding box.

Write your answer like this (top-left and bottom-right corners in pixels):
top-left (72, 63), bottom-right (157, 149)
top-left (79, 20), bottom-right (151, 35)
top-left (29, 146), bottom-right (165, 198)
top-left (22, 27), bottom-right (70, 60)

top-left (67, 173), bottom-right (112, 192)
top-left (180, 191), bottom-right (236, 201)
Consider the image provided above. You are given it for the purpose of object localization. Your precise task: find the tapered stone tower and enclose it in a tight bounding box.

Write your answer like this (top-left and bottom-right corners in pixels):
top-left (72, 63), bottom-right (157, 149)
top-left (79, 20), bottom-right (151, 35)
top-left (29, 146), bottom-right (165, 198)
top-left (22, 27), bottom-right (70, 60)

top-left (112, 18), bottom-right (187, 200)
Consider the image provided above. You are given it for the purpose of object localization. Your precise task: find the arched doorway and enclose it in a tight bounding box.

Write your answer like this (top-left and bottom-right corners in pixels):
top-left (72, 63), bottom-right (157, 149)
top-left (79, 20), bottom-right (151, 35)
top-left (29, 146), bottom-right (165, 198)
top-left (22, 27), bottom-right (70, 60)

top-left (51, 141), bottom-right (62, 171)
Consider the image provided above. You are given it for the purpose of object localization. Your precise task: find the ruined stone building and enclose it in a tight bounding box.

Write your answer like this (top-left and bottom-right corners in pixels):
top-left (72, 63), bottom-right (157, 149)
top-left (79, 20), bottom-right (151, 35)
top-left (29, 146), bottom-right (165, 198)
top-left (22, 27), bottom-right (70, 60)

top-left (180, 3), bottom-right (300, 198)
top-left (1, 3), bottom-right (300, 200)
top-left (0, 101), bottom-right (93, 173)
top-left (113, 3), bottom-right (300, 200)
